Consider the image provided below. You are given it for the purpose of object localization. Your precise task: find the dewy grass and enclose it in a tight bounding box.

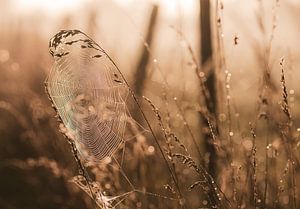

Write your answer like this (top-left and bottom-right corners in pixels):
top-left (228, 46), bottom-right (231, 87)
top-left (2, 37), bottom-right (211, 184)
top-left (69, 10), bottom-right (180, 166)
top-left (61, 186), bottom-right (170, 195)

top-left (44, 6), bottom-right (299, 209)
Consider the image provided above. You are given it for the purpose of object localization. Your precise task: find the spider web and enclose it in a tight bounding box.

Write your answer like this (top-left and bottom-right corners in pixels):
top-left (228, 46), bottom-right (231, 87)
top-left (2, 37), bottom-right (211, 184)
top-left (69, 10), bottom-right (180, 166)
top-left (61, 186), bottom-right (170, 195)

top-left (46, 33), bottom-right (129, 163)
top-left (46, 30), bottom-right (179, 208)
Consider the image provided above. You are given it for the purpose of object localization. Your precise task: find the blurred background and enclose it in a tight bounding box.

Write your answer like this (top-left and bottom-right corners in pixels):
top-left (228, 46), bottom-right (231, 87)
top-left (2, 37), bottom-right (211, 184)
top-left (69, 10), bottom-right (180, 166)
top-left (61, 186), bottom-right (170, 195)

top-left (0, 0), bottom-right (300, 208)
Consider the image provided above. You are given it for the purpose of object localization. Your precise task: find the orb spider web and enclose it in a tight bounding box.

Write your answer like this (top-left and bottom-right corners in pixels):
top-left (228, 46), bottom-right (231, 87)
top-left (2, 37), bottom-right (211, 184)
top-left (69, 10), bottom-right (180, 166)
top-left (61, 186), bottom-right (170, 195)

top-left (45, 30), bottom-right (180, 208)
